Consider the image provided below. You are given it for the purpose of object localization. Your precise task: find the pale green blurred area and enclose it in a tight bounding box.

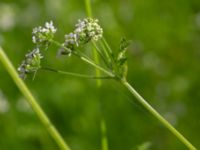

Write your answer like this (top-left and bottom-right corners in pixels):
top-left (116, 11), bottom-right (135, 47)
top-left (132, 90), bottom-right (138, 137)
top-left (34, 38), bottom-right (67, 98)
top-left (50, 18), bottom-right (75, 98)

top-left (0, 0), bottom-right (200, 150)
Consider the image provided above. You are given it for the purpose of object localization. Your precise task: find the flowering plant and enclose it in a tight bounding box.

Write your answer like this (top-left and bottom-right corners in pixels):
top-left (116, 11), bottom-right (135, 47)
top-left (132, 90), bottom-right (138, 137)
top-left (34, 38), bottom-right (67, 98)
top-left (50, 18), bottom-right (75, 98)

top-left (15, 18), bottom-right (198, 150)
top-left (0, 1), bottom-right (196, 150)
top-left (18, 18), bottom-right (129, 81)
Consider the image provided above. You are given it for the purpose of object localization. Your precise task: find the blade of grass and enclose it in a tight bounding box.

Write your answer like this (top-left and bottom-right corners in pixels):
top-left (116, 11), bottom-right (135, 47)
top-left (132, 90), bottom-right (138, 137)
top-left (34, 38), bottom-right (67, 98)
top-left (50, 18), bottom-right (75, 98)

top-left (0, 47), bottom-right (71, 150)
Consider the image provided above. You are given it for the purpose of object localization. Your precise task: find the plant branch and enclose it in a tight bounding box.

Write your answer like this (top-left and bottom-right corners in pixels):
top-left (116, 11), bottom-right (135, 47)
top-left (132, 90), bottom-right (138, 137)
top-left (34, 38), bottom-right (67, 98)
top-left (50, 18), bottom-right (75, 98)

top-left (0, 47), bottom-right (71, 150)
top-left (51, 40), bottom-right (115, 78)
top-left (121, 80), bottom-right (197, 150)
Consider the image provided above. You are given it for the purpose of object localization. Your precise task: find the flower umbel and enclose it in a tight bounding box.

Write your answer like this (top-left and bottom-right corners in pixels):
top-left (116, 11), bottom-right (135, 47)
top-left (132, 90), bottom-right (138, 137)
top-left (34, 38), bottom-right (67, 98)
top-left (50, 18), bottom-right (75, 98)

top-left (32, 21), bottom-right (57, 47)
top-left (59, 18), bottom-right (103, 56)
top-left (18, 48), bottom-right (43, 79)
top-left (74, 18), bottom-right (103, 44)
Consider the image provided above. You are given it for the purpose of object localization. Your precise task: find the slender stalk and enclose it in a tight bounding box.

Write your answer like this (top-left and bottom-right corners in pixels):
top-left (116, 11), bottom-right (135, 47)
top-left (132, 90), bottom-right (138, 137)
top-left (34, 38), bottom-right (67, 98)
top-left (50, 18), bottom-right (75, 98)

top-left (100, 118), bottom-right (109, 150)
top-left (92, 41), bottom-right (110, 68)
top-left (99, 40), bottom-right (112, 67)
top-left (79, 56), bottom-right (114, 77)
top-left (41, 67), bottom-right (113, 79)
top-left (102, 38), bottom-right (113, 55)
top-left (121, 80), bottom-right (197, 150)
top-left (84, 0), bottom-right (92, 17)
top-left (84, 1), bottom-right (109, 150)
top-left (92, 45), bottom-right (101, 86)
top-left (84, 0), bottom-right (101, 86)
top-left (51, 40), bottom-right (115, 78)
top-left (0, 47), bottom-right (71, 150)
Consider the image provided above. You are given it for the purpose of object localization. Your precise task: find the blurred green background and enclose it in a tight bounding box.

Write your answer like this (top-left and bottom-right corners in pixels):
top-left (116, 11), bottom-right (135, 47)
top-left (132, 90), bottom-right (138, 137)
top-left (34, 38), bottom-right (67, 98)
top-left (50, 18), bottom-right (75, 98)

top-left (0, 0), bottom-right (200, 149)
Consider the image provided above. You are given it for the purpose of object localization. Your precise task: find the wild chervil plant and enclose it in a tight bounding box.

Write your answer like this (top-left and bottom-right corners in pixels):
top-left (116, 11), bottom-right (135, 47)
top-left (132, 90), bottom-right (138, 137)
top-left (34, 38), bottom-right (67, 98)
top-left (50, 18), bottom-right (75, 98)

top-left (15, 18), bottom-right (197, 150)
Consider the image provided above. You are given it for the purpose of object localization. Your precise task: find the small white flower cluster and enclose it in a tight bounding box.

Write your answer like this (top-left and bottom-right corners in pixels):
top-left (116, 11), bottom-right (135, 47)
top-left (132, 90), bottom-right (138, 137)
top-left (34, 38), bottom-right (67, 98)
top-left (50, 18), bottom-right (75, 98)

top-left (64, 33), bottom-right (78, 48)
top-left (60, 18), bottom-right (103, 56)
top-left (32, 21), bottom-right (57, 46)
top-left (18, 48), bottom-right (43, 79)
top-left (18, 21), bottom-right (57, 79)
top-left (74, 18), bottom-right (103, 42)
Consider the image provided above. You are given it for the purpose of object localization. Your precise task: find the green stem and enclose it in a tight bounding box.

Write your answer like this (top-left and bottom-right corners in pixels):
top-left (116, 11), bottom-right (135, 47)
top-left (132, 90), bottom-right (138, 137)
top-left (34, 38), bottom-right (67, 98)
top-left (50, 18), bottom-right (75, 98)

top-left (0, 47), bottom-right (71, 150)
top-left (84, 0), bottom-right (101, 86)
top-left (41, 67), bottom-right (113, 79)
top-left (51, 39), bottom-right (196, 149)
top-left (79, 56), bottom-right (114, 77)
top-left (121, 80), bottom-right (197, 150)
top-left (51, 40), bottom-right (115, 78)
top-left (92, 41), bottom-right (110, 68)
top-left (85, 1), bottom-right (109, 149)
top-left (102, 37), bottom-right (113, 55)
top-left (100, 118), bottom-right (109, 150)
top-left (99, 40), bottom-right (112, 67)
top-left (92, 46), bottom-right (101, 86)
top-left (53, 29), bottom-right (196, 149)
top-left (84, 0), bottom-right (92, 17)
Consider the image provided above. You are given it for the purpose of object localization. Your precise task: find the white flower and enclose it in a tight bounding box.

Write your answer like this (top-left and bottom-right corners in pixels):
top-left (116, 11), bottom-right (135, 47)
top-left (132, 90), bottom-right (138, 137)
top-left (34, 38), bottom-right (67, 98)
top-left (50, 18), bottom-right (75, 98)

top-left (18, 48), bottom-right (43, 79)
top-left (64, 32), bottom-right (79, 47)
top-left (74, 18), bottom-right (103, 43)
top-left (59, 18), bottom-right (103, 56)
top-left (32, 21), bottom-right (57, 46)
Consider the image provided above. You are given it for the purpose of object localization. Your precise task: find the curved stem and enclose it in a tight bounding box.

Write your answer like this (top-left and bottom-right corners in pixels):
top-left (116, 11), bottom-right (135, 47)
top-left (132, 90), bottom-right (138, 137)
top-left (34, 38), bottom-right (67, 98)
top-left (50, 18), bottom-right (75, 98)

top-left (121, 80), bottom-right (197, 150)
top-left (0, 47), bottom-right (71, 150)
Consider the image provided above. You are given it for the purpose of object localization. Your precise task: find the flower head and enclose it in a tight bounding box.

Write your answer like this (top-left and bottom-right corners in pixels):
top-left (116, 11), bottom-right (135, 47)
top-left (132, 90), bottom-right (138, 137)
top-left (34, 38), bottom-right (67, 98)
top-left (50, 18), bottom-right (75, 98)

top-left (64, 32), bottom-right (78, 49)
top-left (57, 32), bottom-right (78, 57)
top-left (74, 18), bottom-right (103, 44)
top-left (32, 21), bottom-right (57, 46)
top-left (18, 48), bottom-right (43, 79)
top-left (58, 18), bottom-right (103, 56)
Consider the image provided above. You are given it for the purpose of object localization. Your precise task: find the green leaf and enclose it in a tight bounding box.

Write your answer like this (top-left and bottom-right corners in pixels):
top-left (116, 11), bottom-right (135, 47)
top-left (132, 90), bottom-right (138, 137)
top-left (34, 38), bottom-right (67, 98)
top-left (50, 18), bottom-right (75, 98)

top-left (119, 37), bottom-right (130, 52)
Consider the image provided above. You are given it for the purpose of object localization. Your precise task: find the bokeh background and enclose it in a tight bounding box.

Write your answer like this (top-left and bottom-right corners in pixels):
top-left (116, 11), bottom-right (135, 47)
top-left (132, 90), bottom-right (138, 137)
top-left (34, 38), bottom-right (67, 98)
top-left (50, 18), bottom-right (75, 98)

top-left (0, 0), bottom-right (200, 149)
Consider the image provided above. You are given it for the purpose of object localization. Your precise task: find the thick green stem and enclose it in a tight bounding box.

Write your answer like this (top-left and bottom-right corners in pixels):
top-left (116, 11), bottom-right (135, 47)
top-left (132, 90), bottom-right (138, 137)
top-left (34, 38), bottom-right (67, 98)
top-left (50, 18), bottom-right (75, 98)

top-left (0, 47), bottom-right (71, 150)
top-left (121, 80), bottom-right (196, 150)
